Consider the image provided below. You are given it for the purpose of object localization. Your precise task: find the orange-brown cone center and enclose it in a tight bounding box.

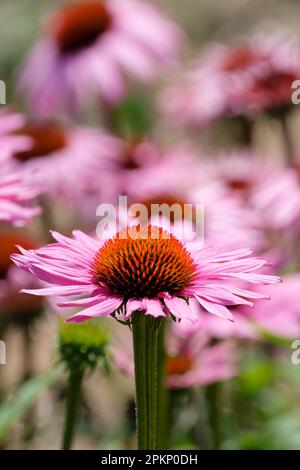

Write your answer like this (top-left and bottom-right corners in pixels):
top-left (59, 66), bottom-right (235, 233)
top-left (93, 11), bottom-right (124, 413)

top-left (92, 226), bottom-right (195, 298)
top-left (167, 355), bottom-right (193, 375)
top-left (0, 232), bottom-right (37, 278)
top-left (14, 123), bottom-right (67, 162)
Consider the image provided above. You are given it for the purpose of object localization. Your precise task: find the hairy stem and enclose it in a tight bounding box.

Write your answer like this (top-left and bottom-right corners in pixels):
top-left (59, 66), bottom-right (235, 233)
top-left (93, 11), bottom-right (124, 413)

top-left (132, 314), bottom-right (164, 450)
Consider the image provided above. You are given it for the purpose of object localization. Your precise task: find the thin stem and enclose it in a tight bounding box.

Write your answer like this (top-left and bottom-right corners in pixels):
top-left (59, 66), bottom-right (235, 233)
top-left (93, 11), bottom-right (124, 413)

top-left (22, 325), bottom-right (35, 442)
top-left (132, 314), bottom-right (164, 450)
top-left (237, 116), bottom-right (254, 147)
top-left (62, 370), bottom-right (83, 450)
top-left (278, 113), bottom-right (294, 167)
top-left (156, 320), bottom-right (168, 450)
top-left (205, 382), bottom-right (222, 450)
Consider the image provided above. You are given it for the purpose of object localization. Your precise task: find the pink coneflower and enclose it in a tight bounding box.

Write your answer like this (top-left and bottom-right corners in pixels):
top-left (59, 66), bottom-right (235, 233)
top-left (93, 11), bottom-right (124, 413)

top-left (237, 274), bottom-right (300, 340)
top-left (230, 33), bottom-right (300, 116)
top-left (160, 33), bottom-right (300, 129)
top-left (0, 231), bottom-right (43, 325)
top-left (0, 171), bottom-right (41, 226)
top-left (9, 121), bottom-right (112, 210)
top-left (11, 225), bottom-right (279, 323)
top-left (86, 138), bottom-right (200, 205)
top-left (202, 151), bottom-right (274, 198)
top-left (167, 322), bottom-right (237, 388)
top-left (0, 110), bottom-right (41, 225)
top-left (189, 183), bottom-right (264, 251)
top-left (202, 152), bottom-right (292, 231)
top-left (129, 187), bottom-right (264, 251)
top-left (19, 0), bottom-right (182, 116)
top-left (202, 152), bottom-right (300, 231)
top-left (0, 108), bottom-right (32, 159)
top-left (251, 166), bottom-right (300, 230)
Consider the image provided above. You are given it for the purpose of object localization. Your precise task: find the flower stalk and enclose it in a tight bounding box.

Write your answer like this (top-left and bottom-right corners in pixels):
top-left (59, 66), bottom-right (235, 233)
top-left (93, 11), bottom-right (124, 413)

top-left (278, 113), bottom-right (294, 167)
top-left (62, 369), bottom-right (84, 450)
top-left (205, 381), bottom-right (222, 450)
top-left (58, 320), bottom-right (110, 450)
top-left (132, 314), bottom-right (165, 450)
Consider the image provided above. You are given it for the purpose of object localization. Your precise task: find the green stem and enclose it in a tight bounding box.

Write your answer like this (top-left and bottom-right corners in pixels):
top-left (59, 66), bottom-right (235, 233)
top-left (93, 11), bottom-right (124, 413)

top-left (278, 113), bottom-right (294, 167)
top-left (132, 314), bottom-right (164, 450)
top-left (156, 320), bottom-right (168, 450)
top-left (205, 382), bottom-right (222, 450)
top-left (62, 370), bottom-right (83, 450)
top-left (237, 116), bottom-right (254, 147)
top-left (22, 325), bottom-right (36, 442)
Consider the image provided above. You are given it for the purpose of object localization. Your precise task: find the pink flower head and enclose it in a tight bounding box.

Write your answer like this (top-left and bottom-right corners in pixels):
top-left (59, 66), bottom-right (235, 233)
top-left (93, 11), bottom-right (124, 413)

top-left (202, 151), bottom-right (300, 231)
top-left (189, 182), bottom-right (265, 251)
top-left (237, 274), bottom-right (300, 340)
top-left (0, 108), bottom-right (32, 159)
top-left (160, 32), bottom-right (300, 129)
top-left (19, 0), bottom-right (183, 116)
top-left (0, 110), bottom-right (41, 225)
top-left (167, 321), bottom-right (238, 388)
top-left (251, 166), bottom-right (300, 230)
top-left (11, 225), bottom-right (279, 323)
top-left (124, 185), bottom-right (264, 251)
top-left (0, 170), bottom-right (41, 226)
top-left (94, 138), bottom-right (200, 204)
top-left (0, 231), bottom-right (43, 324)
top-left (230, 33), bottom-right (300, 116)
top-left (8, 121), bottom-right (112, 210)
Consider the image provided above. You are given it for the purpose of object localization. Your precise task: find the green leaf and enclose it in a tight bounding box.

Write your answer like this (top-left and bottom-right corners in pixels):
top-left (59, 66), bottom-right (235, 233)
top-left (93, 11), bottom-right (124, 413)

top-left (0, 365), bottom-right (62, 442)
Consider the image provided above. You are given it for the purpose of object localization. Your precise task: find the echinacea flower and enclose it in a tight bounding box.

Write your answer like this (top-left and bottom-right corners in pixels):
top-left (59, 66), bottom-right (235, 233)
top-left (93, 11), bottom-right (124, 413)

top-left (0, 230), bottom-right (43, 326)
top-left (0, 108), bottom-right (32, 159)
top-left (237, 274), bottom-right (300, 340)
top-left (11, 226), bottom-right (280, 323)
top-left (0, 171), bottom-right (41, 226)
top-left (19, 0), bottom-right (182, 116)
top-left (201, 151), bottom-right (300, 232)
top-left (167, 322), bottom-right (238, 388)
top-left (8, 121), bottom-right (114, 212)
top-left (126, 186), bottom-right (264, 251)
top-left (160, 32), bottom-right (300, 129)
top-left (94, 138), bottom-right (200, 205)
top-left (0, 109), bottom-right (41, 226)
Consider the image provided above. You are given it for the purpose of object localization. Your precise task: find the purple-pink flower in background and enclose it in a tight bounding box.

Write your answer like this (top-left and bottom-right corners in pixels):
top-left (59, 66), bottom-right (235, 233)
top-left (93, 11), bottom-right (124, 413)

top-left (11, 225), bottom-right (279, 323)
top-left (0, 108), bottom-right (32, 159)
top-left (166, 322), bottom-right (238, 388)
top-left (0, 231), bottom-right (43, 325)
top-left (0, 109), bottom-right (41, 225)
top-left (19, 0), bottom-right (183, 116)
top-left (90, 138), bottom-right (200, 205)
top-left (160, 32), bottom-right (300, 129)
top-left (0, 171), bottom-right (41, 226)
top-left (237, 274), bottom-right (300, 340)
top-left (198, 151), bottom-right (300, 232)
top-left (8, 121), bottom-right (113, 211)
